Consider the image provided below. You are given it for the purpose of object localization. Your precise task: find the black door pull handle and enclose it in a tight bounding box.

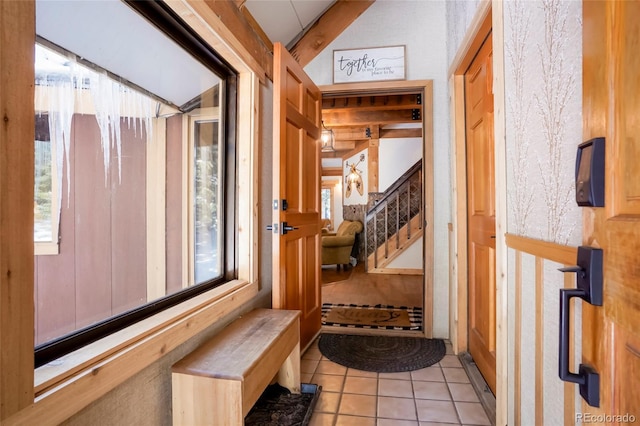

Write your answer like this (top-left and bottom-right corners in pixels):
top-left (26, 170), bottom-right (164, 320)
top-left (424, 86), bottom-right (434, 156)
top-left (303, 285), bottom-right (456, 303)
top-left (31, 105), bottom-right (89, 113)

top-left (559, 288), bottom-right (599, 407)
top-left (557, 246), bottom-right (603, 408)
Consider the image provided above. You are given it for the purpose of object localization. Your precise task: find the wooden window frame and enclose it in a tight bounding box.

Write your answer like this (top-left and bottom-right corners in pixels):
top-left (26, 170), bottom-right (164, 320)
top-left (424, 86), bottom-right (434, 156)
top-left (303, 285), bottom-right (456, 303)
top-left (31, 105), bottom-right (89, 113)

top-left (0, 1), bottom-right (263, 423)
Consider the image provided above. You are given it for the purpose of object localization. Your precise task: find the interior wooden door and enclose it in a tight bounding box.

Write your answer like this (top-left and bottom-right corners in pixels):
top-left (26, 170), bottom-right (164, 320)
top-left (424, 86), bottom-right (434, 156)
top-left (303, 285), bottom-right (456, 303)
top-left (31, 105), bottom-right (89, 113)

top-left (272, 42), bottom-right (322, 349)
top-left (581, 0), bottom-right (640, 413)
top-left (465, 32), bottom-right (496, 394)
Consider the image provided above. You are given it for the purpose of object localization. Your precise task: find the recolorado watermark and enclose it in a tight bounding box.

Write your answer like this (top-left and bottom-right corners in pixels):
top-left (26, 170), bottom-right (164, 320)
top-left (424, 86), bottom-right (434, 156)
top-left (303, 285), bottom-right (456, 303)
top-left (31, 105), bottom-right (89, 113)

top-left (576, 413), bottom-right (636, 423)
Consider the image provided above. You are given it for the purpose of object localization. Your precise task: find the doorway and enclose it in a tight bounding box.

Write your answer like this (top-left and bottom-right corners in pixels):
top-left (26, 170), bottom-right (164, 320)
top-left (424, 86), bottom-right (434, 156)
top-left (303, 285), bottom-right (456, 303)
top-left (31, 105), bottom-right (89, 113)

top-left (449, 0), bottom-right (500, 412)
top-left (318, 80), bottom-right (434, 337)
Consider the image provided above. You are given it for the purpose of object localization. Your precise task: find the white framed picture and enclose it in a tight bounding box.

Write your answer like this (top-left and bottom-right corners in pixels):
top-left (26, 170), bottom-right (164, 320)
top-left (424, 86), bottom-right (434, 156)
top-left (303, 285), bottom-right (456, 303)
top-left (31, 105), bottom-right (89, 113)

top-left (333, 45), bottom-right (406, 84)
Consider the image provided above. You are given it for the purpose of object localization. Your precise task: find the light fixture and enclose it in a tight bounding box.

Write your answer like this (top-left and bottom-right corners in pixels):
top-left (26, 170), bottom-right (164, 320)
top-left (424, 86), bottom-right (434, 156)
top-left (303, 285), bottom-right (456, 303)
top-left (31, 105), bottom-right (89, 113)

top-left (345, 153), bottom-right (365, 198)
top-left (321, 120), bottom-right (335, 152)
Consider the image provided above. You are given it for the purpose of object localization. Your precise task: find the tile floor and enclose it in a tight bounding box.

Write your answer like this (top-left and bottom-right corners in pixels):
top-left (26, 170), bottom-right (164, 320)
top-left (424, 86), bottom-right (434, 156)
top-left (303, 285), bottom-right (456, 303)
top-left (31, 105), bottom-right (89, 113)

top-left (301, 337), bottom-right (492, 426)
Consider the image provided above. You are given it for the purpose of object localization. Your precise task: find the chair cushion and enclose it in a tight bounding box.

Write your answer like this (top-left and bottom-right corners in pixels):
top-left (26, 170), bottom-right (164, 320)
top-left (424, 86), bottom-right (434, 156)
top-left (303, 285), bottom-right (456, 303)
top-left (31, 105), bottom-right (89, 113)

top-left (335, 220), bottom-right (363, 237)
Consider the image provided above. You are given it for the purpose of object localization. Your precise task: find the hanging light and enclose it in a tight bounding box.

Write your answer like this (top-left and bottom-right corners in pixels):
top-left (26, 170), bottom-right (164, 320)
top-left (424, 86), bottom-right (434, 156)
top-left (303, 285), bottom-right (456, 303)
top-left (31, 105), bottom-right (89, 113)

top-left (321, 120), bottom-right (335, 152)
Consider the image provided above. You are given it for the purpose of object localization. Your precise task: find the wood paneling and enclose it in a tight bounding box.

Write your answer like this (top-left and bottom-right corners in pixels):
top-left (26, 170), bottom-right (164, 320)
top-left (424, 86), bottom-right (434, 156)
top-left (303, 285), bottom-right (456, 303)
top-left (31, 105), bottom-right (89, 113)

top-left (0, 0), bottom-right (36, 419)
top-left (35, 116), bottom-right (149, 339)
top-left (111, 122), bottom-right (147, 314)
top-left (514, 251), bottom-right (522, 426)
top-left (73, 115), bottom-right (113, 328)
top-left (166, 115), bottom-right (184, 293)
top-left (508, 240), bottom-right (580, 426)
top-left (288, 0), bottom-right (375, 67)
top-left (35, 121), bottom-right (77, 345)
top-left (535, 257), bottom-right (544, 425)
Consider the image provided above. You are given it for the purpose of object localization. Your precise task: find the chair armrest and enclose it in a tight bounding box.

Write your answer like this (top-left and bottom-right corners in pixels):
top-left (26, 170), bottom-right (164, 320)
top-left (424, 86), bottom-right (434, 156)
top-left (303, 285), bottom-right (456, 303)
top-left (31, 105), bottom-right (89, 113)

top-left (322, 231), bottom-right (337, 236)
top-left (322, 235), bottom-right (355, 248)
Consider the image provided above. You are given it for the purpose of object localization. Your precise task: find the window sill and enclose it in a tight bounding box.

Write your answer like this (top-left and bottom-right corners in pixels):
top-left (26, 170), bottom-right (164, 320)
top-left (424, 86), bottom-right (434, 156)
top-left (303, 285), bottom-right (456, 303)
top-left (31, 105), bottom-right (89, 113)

top-left (9, 279), bottom-right (258, 425)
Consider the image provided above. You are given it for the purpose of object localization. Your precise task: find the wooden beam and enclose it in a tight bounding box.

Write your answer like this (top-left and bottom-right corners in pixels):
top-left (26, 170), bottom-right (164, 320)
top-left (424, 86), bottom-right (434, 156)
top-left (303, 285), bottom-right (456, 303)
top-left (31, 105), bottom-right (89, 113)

top-left (380, 128), bottom-right (422, 138)
top-left (289, 0), bottom-right (375, 66)
top-left (368, 138), bottom-right (379, 192)
top-left (238, 5), bottom-right (273, 52)
top-left (323, 108), bottom-right (421, 127)
top-left (322, 93), bottom-right (420, 112)
top-left (0, 0), bottom-right (35, 420)
top-left (199, 0), bottom-right (274, 79)
top-left (322, 167), bottom-right (342, 177)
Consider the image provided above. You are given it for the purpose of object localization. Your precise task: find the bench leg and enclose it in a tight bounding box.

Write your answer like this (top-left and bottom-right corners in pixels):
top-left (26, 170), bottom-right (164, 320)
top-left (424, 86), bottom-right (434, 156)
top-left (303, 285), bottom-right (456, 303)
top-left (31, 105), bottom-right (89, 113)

top-left (172, 374), bottom-right (243, 425)
top-left (277, 341), bottom-right (301, 394)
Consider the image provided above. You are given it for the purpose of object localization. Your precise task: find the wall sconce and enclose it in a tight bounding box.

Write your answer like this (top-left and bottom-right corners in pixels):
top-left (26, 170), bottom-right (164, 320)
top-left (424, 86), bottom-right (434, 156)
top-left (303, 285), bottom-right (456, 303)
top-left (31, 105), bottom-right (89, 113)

top-left (345, 153), bottom-right (365, 198)
top-left (321, 121), bottom-right (335, 152)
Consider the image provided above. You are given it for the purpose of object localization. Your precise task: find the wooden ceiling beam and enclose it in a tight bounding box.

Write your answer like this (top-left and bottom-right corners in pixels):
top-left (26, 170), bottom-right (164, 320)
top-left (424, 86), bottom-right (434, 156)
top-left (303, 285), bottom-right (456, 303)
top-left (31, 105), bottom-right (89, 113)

top-left (289, 0), bottom-right (375, 66)
top-left (322, 93), bottom-right (420, 111)
top-left (238, 5), bottom-right (274, 51)
top-left (323, 108), bottom-right (421, 127)
top-left (200, 0), bottom-right (274, 79)
top-left (321, 167), bottom-right (342, 176)
top-left (380, 128), bottom-right (422, 138)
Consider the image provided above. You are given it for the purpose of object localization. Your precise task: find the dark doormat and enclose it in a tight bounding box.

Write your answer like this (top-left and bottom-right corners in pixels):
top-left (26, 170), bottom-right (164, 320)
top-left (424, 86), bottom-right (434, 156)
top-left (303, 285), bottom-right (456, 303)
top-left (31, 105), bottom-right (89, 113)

top-left (318, 333), bottom-right (445, 373)
top-left (245, 383), bottom-right (321, 426)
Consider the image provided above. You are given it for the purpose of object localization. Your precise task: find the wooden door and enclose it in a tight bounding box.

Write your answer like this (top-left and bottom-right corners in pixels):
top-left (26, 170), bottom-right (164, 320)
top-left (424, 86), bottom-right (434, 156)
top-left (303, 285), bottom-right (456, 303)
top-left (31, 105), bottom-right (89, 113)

top-left (272, 42), bottom-right (322, 349)
top-left (581, 1), bottom-right (640, 413)
top-left (465, 33), bottom-right (496, 394)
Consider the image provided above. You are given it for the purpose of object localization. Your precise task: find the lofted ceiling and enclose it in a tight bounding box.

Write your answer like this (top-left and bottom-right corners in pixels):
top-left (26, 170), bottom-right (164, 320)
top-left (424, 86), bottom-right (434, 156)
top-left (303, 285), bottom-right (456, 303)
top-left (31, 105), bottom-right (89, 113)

top-left (243, 0), bottom-right (335, 47)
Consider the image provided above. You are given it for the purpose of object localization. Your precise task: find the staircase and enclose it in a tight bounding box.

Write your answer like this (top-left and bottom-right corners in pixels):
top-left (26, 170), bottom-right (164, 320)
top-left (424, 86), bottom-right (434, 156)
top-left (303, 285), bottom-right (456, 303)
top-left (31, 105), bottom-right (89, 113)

top-left (365, 160), bottom-right (423, 273)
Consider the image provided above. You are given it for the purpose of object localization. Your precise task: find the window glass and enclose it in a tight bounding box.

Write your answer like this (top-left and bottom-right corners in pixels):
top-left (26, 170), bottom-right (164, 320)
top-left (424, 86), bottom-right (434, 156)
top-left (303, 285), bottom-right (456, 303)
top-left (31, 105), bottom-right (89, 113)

top-left (321, 188), bottom-right (332, 220)
top-left (194, 120), bottom-right (222, 283)
top-left (34, 1), bottom-right (236, 366)
top-left (34, 115), bottom-right (53, 242)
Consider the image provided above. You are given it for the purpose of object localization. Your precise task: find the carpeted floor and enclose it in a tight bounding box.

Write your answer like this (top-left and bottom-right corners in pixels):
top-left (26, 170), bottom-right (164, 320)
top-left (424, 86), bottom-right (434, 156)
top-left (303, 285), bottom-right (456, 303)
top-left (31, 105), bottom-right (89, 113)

top-left (322, 303), bottom-right (422, 330)
top-left (317, 333), bottom-right (446, 373)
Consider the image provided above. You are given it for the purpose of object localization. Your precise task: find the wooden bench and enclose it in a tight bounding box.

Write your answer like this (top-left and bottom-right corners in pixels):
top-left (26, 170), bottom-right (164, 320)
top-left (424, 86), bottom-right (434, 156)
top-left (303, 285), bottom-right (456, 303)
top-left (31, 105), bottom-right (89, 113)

top-left (171, 308), bottom-right (301, 425)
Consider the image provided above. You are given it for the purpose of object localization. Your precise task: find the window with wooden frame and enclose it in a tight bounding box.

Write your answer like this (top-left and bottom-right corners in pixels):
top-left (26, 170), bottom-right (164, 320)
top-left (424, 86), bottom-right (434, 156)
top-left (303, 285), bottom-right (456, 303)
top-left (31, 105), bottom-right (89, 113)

top-left (34, 1), bottom-right (238, 367)
top-left (322, 179), bottom-right (341, 230)
top-left (33, 113), bottom-right (60, 255)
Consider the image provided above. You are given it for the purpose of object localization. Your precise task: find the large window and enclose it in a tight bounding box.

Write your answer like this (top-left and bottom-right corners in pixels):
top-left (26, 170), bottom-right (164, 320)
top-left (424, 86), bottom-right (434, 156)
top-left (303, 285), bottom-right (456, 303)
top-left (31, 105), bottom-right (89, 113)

top-left (34, 1), bottom-right (237, 367)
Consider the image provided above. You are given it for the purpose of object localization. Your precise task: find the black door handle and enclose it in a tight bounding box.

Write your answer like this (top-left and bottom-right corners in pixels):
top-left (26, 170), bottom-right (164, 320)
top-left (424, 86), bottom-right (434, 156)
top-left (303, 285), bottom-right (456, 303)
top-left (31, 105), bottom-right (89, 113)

top-left (266, 222), bottom-right (298, 235)
top-left (282, 222), bottom-right (299, 234)
top-left (557, 246), bottom-right (603, 408)
top-left (558, 288), bottom-right (599, 407)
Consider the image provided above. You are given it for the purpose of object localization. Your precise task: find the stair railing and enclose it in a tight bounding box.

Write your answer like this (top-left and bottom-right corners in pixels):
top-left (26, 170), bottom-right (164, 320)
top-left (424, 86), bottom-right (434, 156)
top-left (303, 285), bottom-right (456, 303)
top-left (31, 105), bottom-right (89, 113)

top-left (365, 160), bottom-right (423, 270)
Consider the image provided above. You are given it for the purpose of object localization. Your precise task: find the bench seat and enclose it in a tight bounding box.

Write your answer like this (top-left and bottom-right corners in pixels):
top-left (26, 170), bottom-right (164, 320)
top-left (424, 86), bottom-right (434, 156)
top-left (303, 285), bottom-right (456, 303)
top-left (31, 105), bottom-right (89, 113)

top-left (171, 308), bottom-right (301, 425)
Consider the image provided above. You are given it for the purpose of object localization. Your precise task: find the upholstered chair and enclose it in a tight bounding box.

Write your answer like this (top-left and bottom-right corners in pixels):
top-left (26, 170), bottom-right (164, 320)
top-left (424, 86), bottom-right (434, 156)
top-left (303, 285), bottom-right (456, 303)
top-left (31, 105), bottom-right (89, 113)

top-left (321, 220), bottom-right (363, 269)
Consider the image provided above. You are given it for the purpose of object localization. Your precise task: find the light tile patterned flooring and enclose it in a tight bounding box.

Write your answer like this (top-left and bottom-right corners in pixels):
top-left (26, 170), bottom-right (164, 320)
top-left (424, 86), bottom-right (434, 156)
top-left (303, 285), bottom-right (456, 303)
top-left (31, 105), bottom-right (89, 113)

top-left (302, 338), bottom-right (492, 426)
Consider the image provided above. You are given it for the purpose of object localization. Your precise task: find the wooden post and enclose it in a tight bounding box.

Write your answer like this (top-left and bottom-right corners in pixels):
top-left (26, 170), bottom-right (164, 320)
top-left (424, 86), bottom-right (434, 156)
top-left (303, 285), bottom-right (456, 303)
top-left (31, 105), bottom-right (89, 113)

top-left (367, 125), bottom-right (379, 193)
top-left (0, 0), bottom-right (36, 420)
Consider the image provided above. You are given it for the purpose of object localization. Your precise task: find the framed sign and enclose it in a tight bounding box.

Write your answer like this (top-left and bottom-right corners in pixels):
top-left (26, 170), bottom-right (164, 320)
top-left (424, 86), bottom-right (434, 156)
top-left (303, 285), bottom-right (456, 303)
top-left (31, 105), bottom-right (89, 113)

top-left (333, 45), bottom-right (405, 84)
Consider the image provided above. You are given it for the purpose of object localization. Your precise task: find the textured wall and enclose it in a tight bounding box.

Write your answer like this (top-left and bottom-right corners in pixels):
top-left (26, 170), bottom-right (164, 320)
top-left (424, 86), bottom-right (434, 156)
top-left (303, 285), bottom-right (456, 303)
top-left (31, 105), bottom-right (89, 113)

top-left (505, 0), bottom-right (582, 245)
top-left (305, 0), bottom-right (450, 338)
top-left (445, 0), bottom-right (483, 67)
